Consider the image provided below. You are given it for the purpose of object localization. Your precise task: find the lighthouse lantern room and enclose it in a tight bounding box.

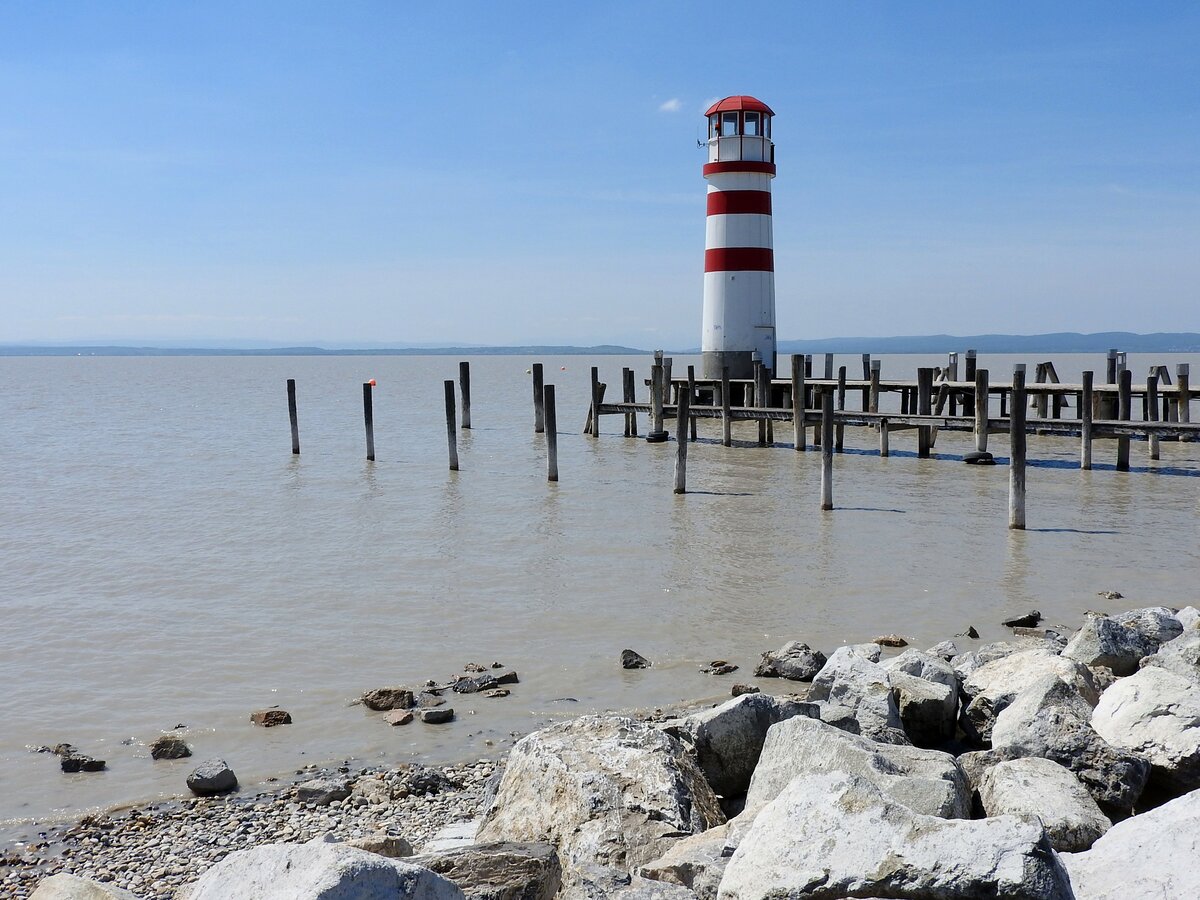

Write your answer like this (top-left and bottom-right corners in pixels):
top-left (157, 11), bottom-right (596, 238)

top-left (700, 95), bottom-right (777, 380)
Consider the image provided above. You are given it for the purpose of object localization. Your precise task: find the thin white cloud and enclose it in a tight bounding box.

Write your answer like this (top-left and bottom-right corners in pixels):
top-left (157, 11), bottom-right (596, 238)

top-left (659, 98), bottom-right (683, 113)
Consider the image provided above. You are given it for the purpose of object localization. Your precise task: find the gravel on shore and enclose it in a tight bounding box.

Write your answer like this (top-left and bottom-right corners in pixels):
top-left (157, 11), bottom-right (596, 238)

top-left (1, 759), bottom-right (496, 899)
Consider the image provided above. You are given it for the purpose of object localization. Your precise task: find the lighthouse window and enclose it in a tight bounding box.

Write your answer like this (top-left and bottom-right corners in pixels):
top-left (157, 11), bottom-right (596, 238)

top-left (764, 115), bottom-right (771, 138)
top-left (709, 115), bottom-right (720, 138)
top-left (744, 112), bottom-right (760, 135)
top-left (722, 112), bottom-right (739, 136)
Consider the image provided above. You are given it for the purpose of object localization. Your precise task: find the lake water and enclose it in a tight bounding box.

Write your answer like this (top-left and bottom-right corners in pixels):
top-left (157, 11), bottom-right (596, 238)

top-left (2, 351), bottom-right (1198, 843)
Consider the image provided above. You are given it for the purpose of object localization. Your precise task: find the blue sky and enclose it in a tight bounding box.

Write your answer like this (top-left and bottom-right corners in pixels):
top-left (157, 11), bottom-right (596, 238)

top-left (2, 2), bottom-right (1197, 347)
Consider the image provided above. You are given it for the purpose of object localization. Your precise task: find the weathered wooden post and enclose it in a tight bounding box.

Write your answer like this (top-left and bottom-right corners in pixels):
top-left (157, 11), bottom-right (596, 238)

top-left (820, 389), bottom-right (834, 511)
top-left (721, 365), bottom-right (732, 447)
top-left (544, 384), bottom-right (558, 482)
top-left (648, 360), bottom-right (668, 442)
top-left (1178, 364), bottom-right (1192, 440)
top-left (588, 366), bottom-right (601, 438)
top-left (686, 365), bottom-right (698, 441)
top-left (1104, 349), bottom-right (1119, 419)
top-left (948, 352), bottom-right (959, 416)
top-left (753, 358), bottom-right (767, 446)
top-left (861, 353), bottom-right (872, 411)
top-left (621, 367), bottom-right (632, 437)
top-left (663, 357), bottom-right (674, 406)
top-left (824, 353), bottom-right (834, 380)
top-left (868, 360), bottom-right (881, 413)
top-left (792, 353), bottom-right (806, 451)
top-left (673, 392), bottom-right (690, 494)
top-left (879, 418), bottom-right (890, 457)
top-left (532, 363), bottom-right (545, 433)
top-left (459, 361), bottom-right (472, 430)
top-left (1116, 368), bottom-right (1132, 471)
top-left (964, 349), bottom-right (977, 382)
top-left (917, 367), bottom-right (933, 457)
top-left (974, 369), bottom-right (990, 452)
top-left (1081, 371), bottom-right (1094, 470)
top-left (1147, 374), bottom-right (1160, 460)
top-left (1009, 366), bottom-right (1027, 530)
top-left (287, 378), bottom-right (300, 454)
top-left (362, 382), bottom-right (375, 462)
top-left (835, 366), bottom-right (847, 452)
top-left (444, 380), bottom-right (459, 471)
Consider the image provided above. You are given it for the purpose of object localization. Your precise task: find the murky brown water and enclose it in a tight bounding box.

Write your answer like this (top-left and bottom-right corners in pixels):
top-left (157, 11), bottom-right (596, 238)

top-left (2, 352), bottom-right (1198, 843)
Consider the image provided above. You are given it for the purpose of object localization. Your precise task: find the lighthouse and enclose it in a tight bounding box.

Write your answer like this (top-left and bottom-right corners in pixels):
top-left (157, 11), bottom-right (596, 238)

top-left (700, 95), bottom-right (776, 380)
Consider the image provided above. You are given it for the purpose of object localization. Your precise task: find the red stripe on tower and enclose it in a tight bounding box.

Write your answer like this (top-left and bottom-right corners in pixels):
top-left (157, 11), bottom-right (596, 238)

top-left (706, 191), bottom-right (772, 216)
top-left (704, 247), bottom-right (775, 273)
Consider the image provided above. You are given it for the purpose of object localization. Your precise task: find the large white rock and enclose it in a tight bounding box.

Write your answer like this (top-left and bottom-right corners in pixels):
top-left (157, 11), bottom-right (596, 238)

top-left (1061, 787), bottom-right (1200, 899)
top-left (1113, 606), bottom-right (1184, 645)
top-left (744, 715), bottom-right (969, 819)
top-left (717, 771), bottom-right (1073, 900)
top-left (1090, 665), bottom-right (1200, 792)
top-left (184, 835), bottom-right (464, 899)
top-left (476, 716), bottom-right (724, 894)
top-left (638, 823), bottom-right (734, 900)
top-left (960, 648), bottom-right (1098, 745)
top-left (882, 647), bottom-right (958, 689)
top-left (979, 757), bottom-right (1110, 852)
top-left (1062, 613), bottom-right (1158, 676)
top-left (672, 692), bottom-right (815, 800)
top-left (888, 670), bottom-right (958, 746)
top-left (1139, 627), bottom-right (1200, 685)
top-left (989, 673), bottom-right (1149, 815)
top-left (30, 875), bottom-right (139, 900)
top-left (809, 646), bottom-right (908, 744)
top-left (412, 842), bottom-right (561, 900)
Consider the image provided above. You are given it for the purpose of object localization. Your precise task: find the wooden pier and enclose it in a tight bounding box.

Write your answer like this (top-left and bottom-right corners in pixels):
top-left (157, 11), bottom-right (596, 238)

top-left (585, 350), bottom-right (1199, 528)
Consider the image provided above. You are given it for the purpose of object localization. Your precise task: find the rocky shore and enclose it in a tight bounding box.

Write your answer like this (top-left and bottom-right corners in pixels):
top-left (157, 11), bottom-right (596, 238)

top-left (7, 603), bottom-right (1200, 898)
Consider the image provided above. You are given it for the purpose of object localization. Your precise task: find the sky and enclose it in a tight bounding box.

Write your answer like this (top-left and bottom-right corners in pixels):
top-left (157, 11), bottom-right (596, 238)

top-left (1, 2), bottom-right (1197, 348)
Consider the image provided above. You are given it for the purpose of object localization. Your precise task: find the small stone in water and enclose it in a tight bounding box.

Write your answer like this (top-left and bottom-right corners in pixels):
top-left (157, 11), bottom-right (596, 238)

top-left (250, 709), bottom-right (292, 727)
top-left (731, 683), bottom-right (760, 696)
top-left (872, 634), bottom-right (908, 647)
top-left (701, 661), bottom-right (738, 675)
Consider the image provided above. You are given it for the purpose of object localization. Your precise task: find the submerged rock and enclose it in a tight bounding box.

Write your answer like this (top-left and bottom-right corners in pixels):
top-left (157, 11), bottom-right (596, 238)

top-left (250, 709), bottom-right (292, 727)
top-left (149, 734), bottom-right (192, 760)
top-left (753, 641), bottom-right (826, 681)
top-left (361, 687), bottom-right (416, 711)
top-left (621, 649), bottom-right (652, 669)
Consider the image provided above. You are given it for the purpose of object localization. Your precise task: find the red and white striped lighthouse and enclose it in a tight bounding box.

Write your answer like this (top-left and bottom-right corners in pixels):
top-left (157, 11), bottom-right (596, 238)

top-left (701, 95), bottom-right (776, 380)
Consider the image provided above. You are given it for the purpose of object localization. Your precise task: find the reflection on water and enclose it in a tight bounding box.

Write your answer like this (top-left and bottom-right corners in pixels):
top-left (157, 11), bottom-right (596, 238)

top-left (0, 352), bottom-right (1198, 834)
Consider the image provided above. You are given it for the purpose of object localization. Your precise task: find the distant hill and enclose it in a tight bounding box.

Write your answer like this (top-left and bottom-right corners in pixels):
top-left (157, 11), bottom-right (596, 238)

top-left (775, 332), bottom-right (1200, 354)
top-left (0, 344), bottom-right (646, 357)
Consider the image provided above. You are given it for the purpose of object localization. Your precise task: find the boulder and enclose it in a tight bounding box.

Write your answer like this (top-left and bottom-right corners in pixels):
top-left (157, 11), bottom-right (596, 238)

top-left (959, 648), bottom-right (1098, 746)
top-left (185, 834), bottom-right (464, 899)
top-left (979, 757), bottom-right (1110, 851)
top-left (250, 708), bottom-right (293, 727)
top-left (149, 734), bottom-right (191, 760)
top-left (1060, 787), bottom-right (1200, 900)
top-left (1177, 605), bottom-right (1200, 630)
top-left (1090, 665), bottom-right (1200, 793)
top-left (717, 771), bottom-right (1073, 900)
top-left (187, 759), bottom-right (237, 796)
top-left (453, 674), bottom-right (499, 694)
top-left (296, 775), bottom-right (353, 806)
top-left (609, 876), bottom-right (698, 898)
top-left (926, 639), bottom-right (958, 661)
top-left (950, 640), bottom-right (1032, 682)
top-left (670, 693), bottom-right (815, 800)
top-left (1139, 627), bottom-right (1200, 684)
top-left (881, 647), bottom-right (958, 689)
top-left (637, 823), bottom-right (733, 900)
top-left (744, 716), bottom-right (969, 819)
top-left (362, 687), bottom-right (416, 711)
top-left (343, 832), bottom-right (414, 859)
top-left (872, 633), bottom-right (907, 647)
top-left (1113, 606), bottom-right (1184, 645)
top-left (1062, 613), bottom-right (1158, 676)
top-left (1002, 609), bottom-right (1042, 628)
top-left (621, 650), bottom-right (651, 670)
top-left (729, 684), bottom-right (758, 696)
top-left (880, 648), bottom-right (958, 747)
top-left (476, 716), bottom-right (724, 893)
top-left (989, 673), bottom-right (1149, 816)
top-left (29, 874), bottom-right (140, 899)
top-left (385, 710), bottom-right (415, 726)
top-left (421, 708), bottom-right (455, 724)
top-left (59, 755), bottom-right (105, 773)
top-left (753, 641), bottom-right (826, 681)
top-left (414, 841), bottom-right (562, 900)
top-left (809, 646), bottom-right (908, 744)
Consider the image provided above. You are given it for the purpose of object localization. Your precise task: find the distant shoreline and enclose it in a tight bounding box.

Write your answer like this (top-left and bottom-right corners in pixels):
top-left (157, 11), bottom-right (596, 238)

top-left (2, 331), bottom-right (1199, 357)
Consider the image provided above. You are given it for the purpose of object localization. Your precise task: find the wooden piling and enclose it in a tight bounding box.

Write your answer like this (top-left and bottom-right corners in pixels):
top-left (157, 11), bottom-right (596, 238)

top-left (820, 389), bottom-right (834, 510)
top-left (673, 392), bottom-right (690, 494)
top-left (1081, 371), bottom-right (1094, 470)
top-left (869, 360), bottom-right (881, 413)
top-left (879, 418), bottom-right (890, 457)
top-left (824, 353), bottom-right (834, 380)
top-left (687, 365), bottom-right (698, 441)
top-left (754, 359), bottom-right (767, 446)
top-left (362, 382), bottom-right (375, 462)
top-left (1104, 349), bottom-right (1119, 419)
top-left (792, 353), bottom-right (806, 451)
top-left (1147, 374), bottom-right (1160, 460)
top-left (1179, 364), bottom-right (1192, 440)
top-left (459, 361), bottom-right (472, 430)
top-left (948, 352), bottom-right (959, 416)
top-left (1009, 367), bottom-right (1027, 530)
top-left (663, 357), bottom-right (673, 406)
top-left (964, 349), bottom-right (977, 382)
top-left (649, 362), bottom-right (667, 441)
top-left (544, 384), bottom-right (558, 482)
top-left (974, 369), bottom-right (989, 452)
top-left (861, 353), bottom-right (871, 411)
top-left (532, 363), bottom-right (545, 433)
top-left (1116, 368), bottom-right (1132, 471)
top-left (621, 368), bottom-right (632, 437)
top-left (835, 366), bottom-right (846, 452)
top-left (917, 368), bottom-right (933, 457)
top-left (589, 366), bottom-right (601, 438)
top-left (286, 378), bottom-right (300, 455)
top-left (444, 380), bottom-right (459, 471)
top-left (721, 365), bottom-right (732, 447)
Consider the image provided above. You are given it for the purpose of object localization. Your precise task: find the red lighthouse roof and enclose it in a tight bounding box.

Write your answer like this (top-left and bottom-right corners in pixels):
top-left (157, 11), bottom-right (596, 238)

top-left (704, 95), bottom-right (774, 116)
